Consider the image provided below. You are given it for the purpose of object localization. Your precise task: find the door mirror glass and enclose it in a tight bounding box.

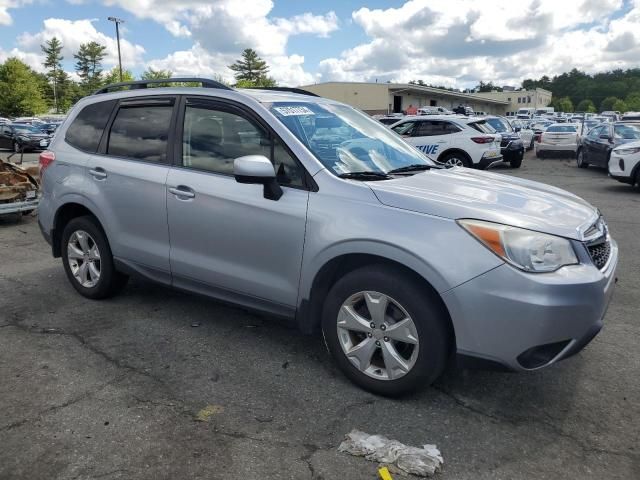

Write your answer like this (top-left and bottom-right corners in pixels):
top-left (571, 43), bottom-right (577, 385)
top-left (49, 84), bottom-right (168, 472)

top-left (234, 155), bottom-right (282, 201)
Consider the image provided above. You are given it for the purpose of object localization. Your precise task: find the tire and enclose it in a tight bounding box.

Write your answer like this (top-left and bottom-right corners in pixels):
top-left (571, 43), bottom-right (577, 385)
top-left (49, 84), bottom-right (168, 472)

top-left (510, 154), bottom-right (523, 169)
top-left (440, 152), bottom-right (471, 168)
top-left (577, 149), bottom-right (589, 168)
top-left (61, 215), bottom-right (128, 299)
top-left (528, 138), bottom-right (534, 151)
top-left (535, 150), bottom-right (544, 159)
top-left (321, 265), bottom-right (450, 397)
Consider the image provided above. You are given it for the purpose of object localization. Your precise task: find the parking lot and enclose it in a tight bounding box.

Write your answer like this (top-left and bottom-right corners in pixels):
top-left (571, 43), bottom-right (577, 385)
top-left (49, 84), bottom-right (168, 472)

top-left (1, 151), bottom-right (638, 479)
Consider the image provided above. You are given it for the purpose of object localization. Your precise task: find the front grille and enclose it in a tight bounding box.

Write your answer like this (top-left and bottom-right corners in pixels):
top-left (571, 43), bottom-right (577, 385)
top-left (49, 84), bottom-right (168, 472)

top-left (500, 138), bottom-right (510, 148)
top-left (588, 240), bottom-right (611, 270)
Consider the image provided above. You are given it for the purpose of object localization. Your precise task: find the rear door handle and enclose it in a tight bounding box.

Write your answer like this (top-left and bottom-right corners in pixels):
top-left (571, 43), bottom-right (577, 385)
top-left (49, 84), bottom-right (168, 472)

top-left (168, 186), bottom-right (196, 199)
top-left (89, 167), bottom-right (107, 180)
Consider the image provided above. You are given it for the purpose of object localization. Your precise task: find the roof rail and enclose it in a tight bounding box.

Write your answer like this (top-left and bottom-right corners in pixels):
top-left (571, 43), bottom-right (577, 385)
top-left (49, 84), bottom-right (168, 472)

top-left (93, 77), bottom-right (233, 95)
top-left (246, 86), bottom-right (320, 97)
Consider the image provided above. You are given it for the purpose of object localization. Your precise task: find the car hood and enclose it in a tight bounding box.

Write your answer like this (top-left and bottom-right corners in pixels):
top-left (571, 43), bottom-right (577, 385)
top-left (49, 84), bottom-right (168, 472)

top-left (613, 139), bottom-right (640, 150)
top-left (367, 168), bottom-right (598, 240)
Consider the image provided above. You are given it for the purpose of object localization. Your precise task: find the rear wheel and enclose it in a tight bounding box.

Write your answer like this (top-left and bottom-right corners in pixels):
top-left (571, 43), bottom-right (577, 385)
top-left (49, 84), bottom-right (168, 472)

top-left (528, 138), bottom-right (535, 151)
top-left (510, 153), bottom-right (523, 168)
top-left (440, 152), bottom-right (471, 168)
top-left (61, 215), bottom-right (128, 299)
top-left (577, 149), bottom-right (589, 168)
top-left (321, 265), bottom-right (450, 396)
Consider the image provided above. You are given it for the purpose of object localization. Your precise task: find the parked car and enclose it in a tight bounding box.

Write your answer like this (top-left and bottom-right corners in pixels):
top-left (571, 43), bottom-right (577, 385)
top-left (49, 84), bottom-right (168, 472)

top-left (482, 116), bottom-right (525, 167)
top-left (508, 118), bottom-right (535, 150)
top-left (577, 122), bottom-right (640, 169)
top-left (535, 124), bottom-right (579, 158)
top-left (601, 111), bottom-right (620, 122)
top-left (530, 120), bottom-right (554, 142)
top-left (621, 112), bottom-right (640, 121)
top-left (37, 79), bottom-right (618, 396)
top-left (390, 115), bottom-right (502, 168)
top-left (417, 106), bottom-right (452, 115)
top-left (0, 123), bottom-right (51, 152)
top-left (375, 114), bottom-right (404, 126)
top-left (608, 140), bottom-right (640, 186)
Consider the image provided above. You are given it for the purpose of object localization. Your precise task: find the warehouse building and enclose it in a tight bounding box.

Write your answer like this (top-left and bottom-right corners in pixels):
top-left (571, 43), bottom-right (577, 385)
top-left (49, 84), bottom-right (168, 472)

top-left (468, 88), bottom-right (553, 116)
top-left (299, 82), bottom-right (510, 115)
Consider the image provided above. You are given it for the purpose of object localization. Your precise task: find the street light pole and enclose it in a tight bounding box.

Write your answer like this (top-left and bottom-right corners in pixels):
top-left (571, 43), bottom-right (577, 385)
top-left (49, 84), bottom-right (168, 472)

top-left (107, 16), bottom-right (124, 82)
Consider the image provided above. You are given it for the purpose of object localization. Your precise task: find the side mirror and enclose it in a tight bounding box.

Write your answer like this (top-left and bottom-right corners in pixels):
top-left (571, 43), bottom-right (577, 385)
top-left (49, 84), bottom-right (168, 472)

top-left (233, 155), bottom-right (283, 201)
top-left (514, 127), bottom-right (521, 132)
top-left (599, 134), bottom-right (610, 140)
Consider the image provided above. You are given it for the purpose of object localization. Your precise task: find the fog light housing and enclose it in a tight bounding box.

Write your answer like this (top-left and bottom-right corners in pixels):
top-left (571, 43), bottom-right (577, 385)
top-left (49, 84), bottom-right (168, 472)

top-left (517, 340), bottom-right (571, 369)
top-left (619, 158), bottom-right (625, 171)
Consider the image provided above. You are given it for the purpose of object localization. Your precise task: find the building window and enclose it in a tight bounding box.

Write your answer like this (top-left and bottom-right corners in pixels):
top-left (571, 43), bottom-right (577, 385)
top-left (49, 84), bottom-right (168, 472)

top-left (517, 97), bottom-right (521, 103)
top-left (527, 96), bottom-right (531, 103)
top-left (507, 98), bottom-right (511, 102)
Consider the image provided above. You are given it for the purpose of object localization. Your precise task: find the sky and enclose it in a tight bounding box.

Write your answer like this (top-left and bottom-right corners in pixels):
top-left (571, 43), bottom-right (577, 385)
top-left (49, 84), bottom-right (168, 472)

top-left (0, 0), bottom-right (639, 89)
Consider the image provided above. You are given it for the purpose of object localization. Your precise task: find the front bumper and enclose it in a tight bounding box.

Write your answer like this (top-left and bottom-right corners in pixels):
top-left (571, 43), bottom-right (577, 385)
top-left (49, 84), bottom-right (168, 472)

top-left (442, 238), bottom-right (618, 371)
top-left (477, 154), bottom-right (504, 169)
top-left (0, 197), bottom-right (39, 215)
top-left (501, 141), bottom-right (525, 162)
top-left (18, 138), bottom-right (50, 150)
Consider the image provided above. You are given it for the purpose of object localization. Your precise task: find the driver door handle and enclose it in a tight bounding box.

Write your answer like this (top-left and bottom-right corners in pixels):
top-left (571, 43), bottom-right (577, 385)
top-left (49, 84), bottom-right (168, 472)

top-left (89, 167), bottom-right (107, 180)
top-left (168, 186), bottom-right (196, 199)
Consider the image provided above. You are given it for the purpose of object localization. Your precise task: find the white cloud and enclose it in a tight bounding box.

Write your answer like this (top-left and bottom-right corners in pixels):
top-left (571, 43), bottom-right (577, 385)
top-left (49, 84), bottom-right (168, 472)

top-left (17, 18), bottom-right (145, 70)
top-left (0, 0), bottom-right (32, 26)
top-left (317, 0), bottom-right (636, 88)
top-left (0, 46), bottom-right (44, 71)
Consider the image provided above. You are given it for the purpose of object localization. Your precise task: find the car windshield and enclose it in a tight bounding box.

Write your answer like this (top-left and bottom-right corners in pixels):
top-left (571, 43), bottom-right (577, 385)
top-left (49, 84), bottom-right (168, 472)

top-left (546, 125), bottom-right (577, 132)
top-left (269, 102), bottom-right (435, 176)
top-left (485, 117), bottom-right (512, 133)
top-left (614, 124), bottom-right (640, 139)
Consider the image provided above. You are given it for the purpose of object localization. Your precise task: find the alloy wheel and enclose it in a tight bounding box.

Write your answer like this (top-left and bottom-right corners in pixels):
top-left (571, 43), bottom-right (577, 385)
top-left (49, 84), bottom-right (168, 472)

top-left (444, 157), bottom-right (464, 167)
top-left (336, 291), bottom-right (419, 381)
top-left (67, 230), bottom-right (101, 288)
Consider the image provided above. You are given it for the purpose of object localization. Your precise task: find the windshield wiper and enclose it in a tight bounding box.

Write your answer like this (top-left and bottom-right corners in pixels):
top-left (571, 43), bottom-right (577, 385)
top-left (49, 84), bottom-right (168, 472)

top-left (338, 171), bottom-right (392, 180)
top-left (387, 164), bottom-right (442, 174)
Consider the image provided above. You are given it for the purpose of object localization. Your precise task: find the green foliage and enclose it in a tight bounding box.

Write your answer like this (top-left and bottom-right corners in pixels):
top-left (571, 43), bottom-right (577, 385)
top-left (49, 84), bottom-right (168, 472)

top-left (612, 99), bottom-right (628, 113)
top-left (576, 99), bottom-right (596, 113)
top-left (625, 92), bottom-right (640, 111)
top-left (229, 48), bottom-right (274, 86)
top-left (551, 96), bottom-right (574, 113)
top-left (523, 68), bottom-right (640, 113)
top-left (475, 81), bottom-right (501, 92)
top-left (103, 67), bottom-right (135, 85)
top-left (41, 36), bottom-right (64, 112)
top-left (600, 96), bottom-right (619, 112)
top-left (0, 58), bottom-right (47, 116)
top-left (74, 41), bottom-right (107, 94)
top-left (141, 68), bottom-right (173, 80)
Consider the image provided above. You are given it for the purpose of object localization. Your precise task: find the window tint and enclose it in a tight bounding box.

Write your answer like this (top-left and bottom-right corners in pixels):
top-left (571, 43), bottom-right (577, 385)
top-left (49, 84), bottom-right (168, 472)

top-left (392, 121), bottom-right (416, 136)
top-left (614, 124), bottom-right (640, 139)
top-left (587, 126), bottom-right (603, 139)
top-left (182, 104), bottom-right (305, 187)
top-left (66, 100), bottom-right (116, 152)
top-left (414, 121), bottom-right (460, 137)
top-left (107, 105), bottom-right (173, 163)
top-left (546, 125), bottom-right (577, 133)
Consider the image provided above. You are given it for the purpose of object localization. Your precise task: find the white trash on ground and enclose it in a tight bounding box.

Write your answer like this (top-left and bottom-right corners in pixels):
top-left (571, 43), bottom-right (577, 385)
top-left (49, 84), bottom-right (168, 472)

top-left (338, 429), bottom-right (443, 477)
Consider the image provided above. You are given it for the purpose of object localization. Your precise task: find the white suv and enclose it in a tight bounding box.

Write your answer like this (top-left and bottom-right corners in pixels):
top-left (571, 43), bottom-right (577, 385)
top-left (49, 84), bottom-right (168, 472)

top-left (390, 115), bottom-right (502, 168)
top-left (609, 141), bottom-right (640, 187)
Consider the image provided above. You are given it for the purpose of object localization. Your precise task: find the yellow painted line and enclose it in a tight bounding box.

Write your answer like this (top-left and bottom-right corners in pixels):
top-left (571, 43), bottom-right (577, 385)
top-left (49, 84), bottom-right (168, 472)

top-left (378, 466), bottom-right (393, 480)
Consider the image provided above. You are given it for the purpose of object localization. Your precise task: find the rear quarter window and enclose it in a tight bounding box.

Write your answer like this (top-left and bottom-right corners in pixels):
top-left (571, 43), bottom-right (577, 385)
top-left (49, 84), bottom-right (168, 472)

top-left (65, 100), bottom-right (117, 152)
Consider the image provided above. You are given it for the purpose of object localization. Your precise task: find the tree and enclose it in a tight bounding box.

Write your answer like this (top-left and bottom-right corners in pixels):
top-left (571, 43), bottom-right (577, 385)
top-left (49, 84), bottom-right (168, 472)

top-left (552, 96), bottom-right (573, 113)
top-left (612, 99), bottom-right (628, 113)
top-left (235, 77), bottom-right (277, 88)
top-left (41, 37), bottom-right (63, 112)
top-left (141, 68), bottom-right (173, 80)
top-left (103, 66), bottom-right (134, 85)
top-left (229, 48), bottom-right (272, 85)
top-left (625, 92), bottom-right (640, 111)
top-left (576, 99), bottom-right (596, 113)
top-left (0, 58), bottom-right (47, 117)
top-left (600, 96), bottom-right (619, 112)
top-left (74, 41), bottom-right (107, 94)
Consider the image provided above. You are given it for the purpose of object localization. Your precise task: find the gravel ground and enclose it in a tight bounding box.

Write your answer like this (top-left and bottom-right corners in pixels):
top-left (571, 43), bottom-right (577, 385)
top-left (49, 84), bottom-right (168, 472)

top-left (1, 150), bottom-right (638, 479)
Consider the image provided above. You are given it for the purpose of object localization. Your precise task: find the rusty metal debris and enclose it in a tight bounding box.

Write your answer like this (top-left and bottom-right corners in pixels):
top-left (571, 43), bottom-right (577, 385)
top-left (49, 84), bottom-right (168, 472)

top-left (0, 158), bottom-right (40, 216)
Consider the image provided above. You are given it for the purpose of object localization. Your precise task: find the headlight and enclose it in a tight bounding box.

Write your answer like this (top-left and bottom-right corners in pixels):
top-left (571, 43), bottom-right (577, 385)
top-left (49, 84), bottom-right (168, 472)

top-left (613, 147), bottom-right (640, 155)
top-left (458, 219), bottom-right (578, 272)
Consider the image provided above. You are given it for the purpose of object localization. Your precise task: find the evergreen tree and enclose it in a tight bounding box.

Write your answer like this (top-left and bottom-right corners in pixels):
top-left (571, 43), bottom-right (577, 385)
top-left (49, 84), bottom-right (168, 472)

top-left (103, 66), bottom-right (134, 85)
top-left (600, 96), bottom-right (620, 112)
top-left (141, 68), bottom-right (173, 80)
top-left (0, 58), bottom-right (47, 116)
top-left (612, 99), bottom-right (628, 113)
top-left (41, 37), bottom-right (63, 112)
top-left (74, 41), bottom-right (107, 94)
top-left (229, 48), bottom-right (272, 85)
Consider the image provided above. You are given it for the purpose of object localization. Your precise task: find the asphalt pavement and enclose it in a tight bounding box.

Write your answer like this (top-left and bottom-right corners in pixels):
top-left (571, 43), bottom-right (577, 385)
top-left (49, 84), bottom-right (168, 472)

top-left (1, 150), bottom-right (638, 479)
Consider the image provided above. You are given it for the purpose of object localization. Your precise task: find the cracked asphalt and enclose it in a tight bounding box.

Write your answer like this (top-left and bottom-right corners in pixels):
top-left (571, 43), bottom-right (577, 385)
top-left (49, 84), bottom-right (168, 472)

top-left (1, 151), bottom-right (639, 479)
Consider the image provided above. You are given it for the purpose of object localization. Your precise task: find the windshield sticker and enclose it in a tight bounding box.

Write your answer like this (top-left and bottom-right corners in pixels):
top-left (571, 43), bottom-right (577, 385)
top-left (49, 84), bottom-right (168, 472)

top-left (274, 106), bottom-right (315, 116)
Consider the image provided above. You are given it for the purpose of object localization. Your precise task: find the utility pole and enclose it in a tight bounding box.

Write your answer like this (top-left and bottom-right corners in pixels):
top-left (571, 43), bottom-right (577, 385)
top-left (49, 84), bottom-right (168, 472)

top-left (107, 16), bottom-right (125, 82)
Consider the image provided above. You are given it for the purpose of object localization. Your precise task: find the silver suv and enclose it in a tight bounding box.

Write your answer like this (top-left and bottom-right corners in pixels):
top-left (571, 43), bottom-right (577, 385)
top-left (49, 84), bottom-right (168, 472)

top-left (38, 78), bottom-right (618, 396)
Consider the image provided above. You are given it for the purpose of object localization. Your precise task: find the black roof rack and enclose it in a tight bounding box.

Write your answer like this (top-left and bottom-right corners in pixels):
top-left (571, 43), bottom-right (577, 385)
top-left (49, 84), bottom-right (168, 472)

top-left (246, 86), bottom-right (319, 97)
top-left (93, 77), bottom-right (233, 95)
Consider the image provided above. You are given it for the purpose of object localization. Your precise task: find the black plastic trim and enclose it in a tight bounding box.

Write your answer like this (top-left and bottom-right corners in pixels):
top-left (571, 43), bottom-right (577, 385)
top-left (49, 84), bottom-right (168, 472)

top-left (93, 77), bottom-right (232, 95)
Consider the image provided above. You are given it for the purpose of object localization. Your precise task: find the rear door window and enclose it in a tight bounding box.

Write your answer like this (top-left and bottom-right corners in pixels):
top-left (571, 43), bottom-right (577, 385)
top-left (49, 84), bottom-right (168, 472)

top-left (65, 100), bottom-right (116, 152)
top-left (106, 102), bottom-right (174, 163)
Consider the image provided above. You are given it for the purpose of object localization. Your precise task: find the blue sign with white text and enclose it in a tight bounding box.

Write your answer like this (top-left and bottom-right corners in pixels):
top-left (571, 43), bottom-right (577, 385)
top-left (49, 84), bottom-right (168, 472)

top-left (417, 144), bottom-right (440, 155)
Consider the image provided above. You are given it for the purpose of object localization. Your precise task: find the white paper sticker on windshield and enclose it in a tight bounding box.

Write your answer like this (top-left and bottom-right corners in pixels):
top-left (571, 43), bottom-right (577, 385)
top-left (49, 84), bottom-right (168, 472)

top-left (274, 106), bottom-right (314, 116)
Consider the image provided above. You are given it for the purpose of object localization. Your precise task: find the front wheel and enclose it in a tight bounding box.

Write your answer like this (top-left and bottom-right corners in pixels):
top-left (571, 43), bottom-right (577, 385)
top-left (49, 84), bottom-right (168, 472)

top-left (510, 154), bottom-right (523, 168)
top-left (577, 149), bottom-right (589, 168)
top-left (322, 265), bottom-right (450, 396)
top-left (61, 215), bottom-right (128, 299)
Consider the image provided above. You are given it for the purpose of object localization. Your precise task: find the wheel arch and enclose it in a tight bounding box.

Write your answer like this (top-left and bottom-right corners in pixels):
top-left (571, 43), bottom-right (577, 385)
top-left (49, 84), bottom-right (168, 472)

top-left (297, 252), bottom-right (456, 352)
top-left (52, 201), bottom-right (104, 257)
top-left (437, 148), bottom-right (472, 166)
